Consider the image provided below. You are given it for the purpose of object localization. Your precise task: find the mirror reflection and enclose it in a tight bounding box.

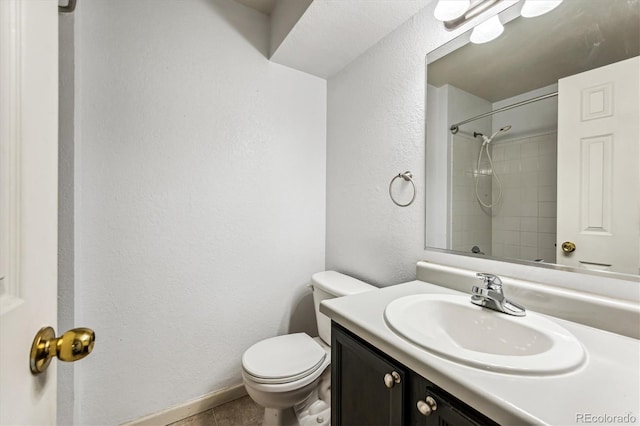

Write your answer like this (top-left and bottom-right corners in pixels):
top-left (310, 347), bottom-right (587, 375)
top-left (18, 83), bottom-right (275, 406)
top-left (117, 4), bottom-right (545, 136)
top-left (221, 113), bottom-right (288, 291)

top-left (425, 0), bottom-right (640, 276)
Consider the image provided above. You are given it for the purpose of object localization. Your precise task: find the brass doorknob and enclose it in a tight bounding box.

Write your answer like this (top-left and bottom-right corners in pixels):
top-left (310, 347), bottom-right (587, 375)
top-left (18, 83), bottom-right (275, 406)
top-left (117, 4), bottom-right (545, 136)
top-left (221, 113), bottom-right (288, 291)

top-left (30, 326), bottom-right (95, 374)
top-left (561, 241), bottom-right (576, 253)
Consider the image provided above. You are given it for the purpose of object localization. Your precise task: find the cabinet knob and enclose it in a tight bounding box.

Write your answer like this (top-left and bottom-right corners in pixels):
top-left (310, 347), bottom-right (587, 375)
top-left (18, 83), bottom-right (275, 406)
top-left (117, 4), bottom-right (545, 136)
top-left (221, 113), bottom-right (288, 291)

top-left (417, 396), bottom-right (438, 416)
top-left (383, 371), bottom-right (401, 388)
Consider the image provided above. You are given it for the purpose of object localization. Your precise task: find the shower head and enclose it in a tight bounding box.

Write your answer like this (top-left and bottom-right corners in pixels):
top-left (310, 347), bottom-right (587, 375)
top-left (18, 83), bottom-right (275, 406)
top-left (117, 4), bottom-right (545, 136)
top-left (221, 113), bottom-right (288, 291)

top-left (473, 125), bottom-right (512, 145)
top-left (485, 125), bottom-right (512, 144)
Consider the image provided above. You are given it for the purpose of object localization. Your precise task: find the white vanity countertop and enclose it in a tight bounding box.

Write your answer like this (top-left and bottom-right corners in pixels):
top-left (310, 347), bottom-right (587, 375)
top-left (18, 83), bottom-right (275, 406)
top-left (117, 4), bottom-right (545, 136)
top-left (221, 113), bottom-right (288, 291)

top-left (320, 280), bottom-right (640, 425)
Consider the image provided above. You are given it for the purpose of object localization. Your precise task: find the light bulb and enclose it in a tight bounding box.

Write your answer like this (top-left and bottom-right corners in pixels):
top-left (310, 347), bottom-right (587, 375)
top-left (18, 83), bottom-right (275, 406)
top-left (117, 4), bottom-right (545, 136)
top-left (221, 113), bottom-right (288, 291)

top-left (434, 0), bottom-right (471, 22)
top-left (470, 15), bottom-right (504, 44)
top-left (521, 0), bottom-right (563, 18)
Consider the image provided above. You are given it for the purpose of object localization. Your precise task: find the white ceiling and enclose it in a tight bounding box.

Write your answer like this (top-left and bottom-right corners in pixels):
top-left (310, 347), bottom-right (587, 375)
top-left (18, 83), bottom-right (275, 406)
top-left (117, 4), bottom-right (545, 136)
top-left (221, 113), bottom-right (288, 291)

top-left (270, 0), bottom-right (432, 78)
top-left (235, 0), bottom-right (433, 78)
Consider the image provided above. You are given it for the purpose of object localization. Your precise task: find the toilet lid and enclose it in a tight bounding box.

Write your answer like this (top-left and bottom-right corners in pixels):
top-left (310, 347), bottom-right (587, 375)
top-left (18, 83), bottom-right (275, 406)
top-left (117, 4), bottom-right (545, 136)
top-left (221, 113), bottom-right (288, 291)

top-left (242, 333), bottom-right (327, 384)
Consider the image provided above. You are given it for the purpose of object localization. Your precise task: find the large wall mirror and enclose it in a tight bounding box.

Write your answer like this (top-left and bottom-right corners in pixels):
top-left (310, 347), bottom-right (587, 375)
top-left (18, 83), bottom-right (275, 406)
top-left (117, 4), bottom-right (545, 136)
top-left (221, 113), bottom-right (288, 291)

top-left (425, 0), bottom-right (639, 279)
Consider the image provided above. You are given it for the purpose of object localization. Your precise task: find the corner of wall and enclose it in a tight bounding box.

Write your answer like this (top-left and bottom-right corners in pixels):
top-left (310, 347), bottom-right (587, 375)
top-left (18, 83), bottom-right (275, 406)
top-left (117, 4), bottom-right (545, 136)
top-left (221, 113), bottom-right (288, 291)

top-left (57, 10), bottom-right (75, 426)
top-left (269, 0), bottom-right (312, 58)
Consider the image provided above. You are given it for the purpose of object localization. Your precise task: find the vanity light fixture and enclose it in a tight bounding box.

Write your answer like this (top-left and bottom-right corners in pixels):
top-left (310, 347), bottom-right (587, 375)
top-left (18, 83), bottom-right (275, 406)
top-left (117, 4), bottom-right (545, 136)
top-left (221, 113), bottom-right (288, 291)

top-left (434, 0), bottom-right (502, 30)
top-left (520, 0), bottom-right (563, 18)
top-left (433, 0), bottom-right (562, 44)
top-left (433, 0), bottom-right (471, 22)
top-left (470, 15), bottom-right (504, 43)
top-left (434, 0), bottom-right (564, 45)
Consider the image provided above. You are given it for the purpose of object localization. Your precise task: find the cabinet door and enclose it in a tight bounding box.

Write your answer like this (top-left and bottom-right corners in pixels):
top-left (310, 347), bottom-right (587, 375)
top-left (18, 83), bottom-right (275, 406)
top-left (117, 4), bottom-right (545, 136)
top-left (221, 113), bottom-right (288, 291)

top-left (410, 375), bottom-right (498, 426)
top-left (332, 324), bottom-right (405, 426)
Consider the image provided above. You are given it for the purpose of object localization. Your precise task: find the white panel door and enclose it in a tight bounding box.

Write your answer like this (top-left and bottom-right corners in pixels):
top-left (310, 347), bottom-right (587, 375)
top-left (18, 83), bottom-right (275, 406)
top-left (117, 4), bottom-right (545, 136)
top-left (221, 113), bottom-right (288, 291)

top-left (0, 0), bottom-right (59, 424)
top-left (557, 57), bottom-right (640, 275)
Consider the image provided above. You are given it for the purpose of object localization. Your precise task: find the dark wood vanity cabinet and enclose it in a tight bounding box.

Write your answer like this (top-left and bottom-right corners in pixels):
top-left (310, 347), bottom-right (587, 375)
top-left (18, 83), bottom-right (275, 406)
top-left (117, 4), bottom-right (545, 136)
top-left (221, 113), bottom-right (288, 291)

top-left (332, 323), bottom-right (498, 426)
top-left (331, 322), bottom-right (405, 425)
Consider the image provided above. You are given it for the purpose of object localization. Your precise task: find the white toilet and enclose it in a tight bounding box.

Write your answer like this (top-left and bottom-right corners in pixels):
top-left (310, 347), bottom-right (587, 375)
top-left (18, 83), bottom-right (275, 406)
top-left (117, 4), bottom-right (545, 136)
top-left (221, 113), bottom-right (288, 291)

top-left (241, 271), bottom-right (376, 426)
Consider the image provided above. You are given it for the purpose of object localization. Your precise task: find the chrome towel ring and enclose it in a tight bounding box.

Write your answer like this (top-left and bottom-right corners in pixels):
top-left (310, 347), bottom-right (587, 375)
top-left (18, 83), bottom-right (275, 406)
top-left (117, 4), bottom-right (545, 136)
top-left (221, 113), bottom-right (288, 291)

top-left (389, 171), bottom-right (416, 207)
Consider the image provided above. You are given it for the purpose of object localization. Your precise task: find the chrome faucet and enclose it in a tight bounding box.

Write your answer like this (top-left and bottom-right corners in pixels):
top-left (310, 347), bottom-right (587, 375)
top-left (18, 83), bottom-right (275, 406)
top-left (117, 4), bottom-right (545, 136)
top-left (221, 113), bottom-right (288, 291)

top-left (471, 273), bottom-right (526, 316)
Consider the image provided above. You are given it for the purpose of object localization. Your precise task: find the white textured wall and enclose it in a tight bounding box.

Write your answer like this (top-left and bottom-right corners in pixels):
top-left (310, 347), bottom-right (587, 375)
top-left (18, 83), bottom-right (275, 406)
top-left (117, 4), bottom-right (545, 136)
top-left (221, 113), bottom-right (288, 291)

top-left (327, 3), bottom-right (479, 286)
top-left (72, 1), bottom-right (326, 424)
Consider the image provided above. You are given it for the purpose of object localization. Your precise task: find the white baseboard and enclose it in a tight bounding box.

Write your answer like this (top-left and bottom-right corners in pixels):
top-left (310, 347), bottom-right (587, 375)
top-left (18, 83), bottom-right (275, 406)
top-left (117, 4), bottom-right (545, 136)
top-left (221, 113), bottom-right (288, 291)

top-left (121, 383), bottom-right (247, 426)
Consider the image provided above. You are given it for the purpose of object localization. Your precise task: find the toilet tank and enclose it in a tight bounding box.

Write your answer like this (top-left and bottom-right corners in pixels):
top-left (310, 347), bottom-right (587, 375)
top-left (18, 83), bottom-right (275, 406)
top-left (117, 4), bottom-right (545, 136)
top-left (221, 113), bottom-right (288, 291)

top-left (311, 271), bottom-right (376, 345)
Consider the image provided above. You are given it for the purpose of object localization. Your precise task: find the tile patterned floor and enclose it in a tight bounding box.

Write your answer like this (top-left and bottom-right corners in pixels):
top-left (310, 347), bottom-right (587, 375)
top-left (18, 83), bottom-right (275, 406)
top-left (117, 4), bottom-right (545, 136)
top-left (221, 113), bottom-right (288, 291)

top-left (168, 396), bottom-right (263, 426)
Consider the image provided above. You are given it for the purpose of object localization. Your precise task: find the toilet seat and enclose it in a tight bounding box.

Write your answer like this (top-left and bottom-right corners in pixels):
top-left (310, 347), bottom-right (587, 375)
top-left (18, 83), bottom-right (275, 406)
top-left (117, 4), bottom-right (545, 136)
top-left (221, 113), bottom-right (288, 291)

top-left (241, 272), bottom-right (375, 425)
top-left (242, 333), bottom-right (330, 392)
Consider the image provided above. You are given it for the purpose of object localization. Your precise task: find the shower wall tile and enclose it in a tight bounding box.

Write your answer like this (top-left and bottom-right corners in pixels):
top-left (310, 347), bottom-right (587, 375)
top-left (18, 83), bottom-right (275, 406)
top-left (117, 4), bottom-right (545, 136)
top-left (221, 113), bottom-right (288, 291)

top-left (538, 169), bottom-right (557, 186)
top-left (505, 230), bottom-right (521, 245)
top-left (521, 187), bottom-right (538, 203)
top-left (504, 244), bottom-right (521, 258)
top-left (539, 201), bottom-right (557, 218)
top-left (539, 154), bottom-right (556, 171)
top-left (506, 159), bottom-right (520, 173)
top-left (491, 132), bottom-right (557, 264)
top-left (505, 144), bottom-right (521, 160)
top-left (521, 200), bottom-right (538, 216)
top-left (539, 138), bottom-right (557, 155)
top-left (521, 171), bottom-right (538, 188)
top-left (521, 246), bottom-right (538, 260)
top-left (521, 217), bottom-right (538, 232)
top-left (451, 131), bottom-right (557, 262)
top-left (538, 217), bottom-right (556, 233)
top-left (503, 173), bottom-right (521, 188)
top-left (521, 232), bottom-right (538, 247)
top-left (503, 216), bottom-right (520, 231)
top-left (492, 145), bottom-right (505, 161)
top-left (521, 157), bottom-right (538, 172)
top-left (539, 185), bottom-right (556, 201)
top-left (521, 143), bottom-right (538, 158)
top-left (538, 232), bottom-right (556, 248)
top-left (539, 248), bottom-right (557, 264)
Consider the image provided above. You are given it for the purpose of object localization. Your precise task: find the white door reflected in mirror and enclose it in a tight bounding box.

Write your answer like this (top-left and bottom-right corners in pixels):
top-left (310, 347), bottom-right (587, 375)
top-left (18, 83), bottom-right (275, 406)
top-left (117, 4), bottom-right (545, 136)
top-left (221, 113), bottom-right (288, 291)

top-left (557, 57), bottom-right (640, 275)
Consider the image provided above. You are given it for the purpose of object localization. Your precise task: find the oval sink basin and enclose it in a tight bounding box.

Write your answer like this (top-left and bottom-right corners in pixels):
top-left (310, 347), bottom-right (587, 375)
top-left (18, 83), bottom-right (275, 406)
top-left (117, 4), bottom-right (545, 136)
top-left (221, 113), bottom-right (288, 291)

top-left (384, 294), bottom-right (585, 375)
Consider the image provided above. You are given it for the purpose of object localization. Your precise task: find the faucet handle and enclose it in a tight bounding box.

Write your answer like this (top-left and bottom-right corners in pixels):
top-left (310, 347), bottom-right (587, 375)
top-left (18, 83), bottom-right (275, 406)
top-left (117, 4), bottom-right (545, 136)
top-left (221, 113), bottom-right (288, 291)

top-left (476, 273), bottom-right (502, 290)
